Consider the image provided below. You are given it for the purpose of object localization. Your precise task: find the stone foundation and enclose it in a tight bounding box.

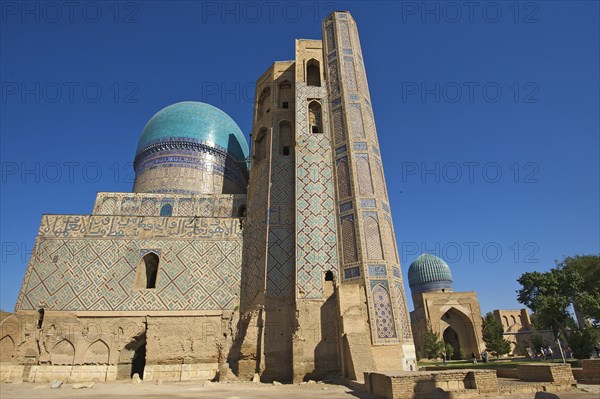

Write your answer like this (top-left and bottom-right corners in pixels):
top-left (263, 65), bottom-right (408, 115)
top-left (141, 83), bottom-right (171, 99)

top-left (1, 362), bottom-right (220, 383)
top-left (143, 363), bottom-right (218, 381)
top-left (517, 363), bottom-right (575, 387)
top-left (0, 364), bottom-right (25, 382)
top-left (580, 359), bottom-right (600, 384)
top-left (363, 369), bottom-right (498, 399)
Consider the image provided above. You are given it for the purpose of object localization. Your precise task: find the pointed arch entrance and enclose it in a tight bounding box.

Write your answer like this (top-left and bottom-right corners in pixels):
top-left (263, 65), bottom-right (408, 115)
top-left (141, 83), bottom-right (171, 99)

top-left (440, 307), bottom-right (480, 360)
top-left (443, 326), bottom-right (461, 360)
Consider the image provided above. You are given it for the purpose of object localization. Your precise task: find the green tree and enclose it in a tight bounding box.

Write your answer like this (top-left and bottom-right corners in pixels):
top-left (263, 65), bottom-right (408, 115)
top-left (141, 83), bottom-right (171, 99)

top-left (529, 330), bottom-right (546, 354)
top-left (566, 327), bottom-right (600, 359)
top-left (444, 343), bottom-right (454, 360)
top-left (482, 312), bottom-right (512, 358)
top-left (423, 329), bottom-right (444, 359)
top-left (560, 255), bottom-right (600, 325)
top-left (517, 255), bottom-right (600, 331)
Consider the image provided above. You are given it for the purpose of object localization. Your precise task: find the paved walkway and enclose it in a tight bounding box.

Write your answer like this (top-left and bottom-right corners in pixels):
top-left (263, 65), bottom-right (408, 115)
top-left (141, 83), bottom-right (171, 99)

top-left (0, 381), bottom-right (598, 399)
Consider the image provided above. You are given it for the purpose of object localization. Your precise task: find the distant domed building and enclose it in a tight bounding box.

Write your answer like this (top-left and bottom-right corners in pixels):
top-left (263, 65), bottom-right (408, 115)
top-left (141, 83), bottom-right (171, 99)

top-left (408, 254), bottom-right (485, 360)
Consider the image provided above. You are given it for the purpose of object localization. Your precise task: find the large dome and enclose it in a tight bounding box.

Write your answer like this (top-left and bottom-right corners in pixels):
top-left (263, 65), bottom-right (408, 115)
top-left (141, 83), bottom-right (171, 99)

top-left (136, 101), bottom-right (249, 160)
top-left (133, 102), bottom-right (249, 195)
top-left (408, 254), bottom-right (453, 294)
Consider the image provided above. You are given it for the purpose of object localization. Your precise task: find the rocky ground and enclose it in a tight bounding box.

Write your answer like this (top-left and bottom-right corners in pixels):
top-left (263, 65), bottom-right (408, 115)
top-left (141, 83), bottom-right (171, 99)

top-left (0, 381), bottom-right (598, 399)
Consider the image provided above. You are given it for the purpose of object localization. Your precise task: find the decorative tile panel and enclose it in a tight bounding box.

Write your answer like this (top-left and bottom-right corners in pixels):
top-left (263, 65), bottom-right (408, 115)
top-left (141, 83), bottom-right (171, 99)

top-left (16, 235), bottom-right (242, 312)
top-left (295, 82), bottom-right (339, 299)
top-left (371, 282), bottom-right (397, 339)
top-left (364, 214), bottom-right (383, 260)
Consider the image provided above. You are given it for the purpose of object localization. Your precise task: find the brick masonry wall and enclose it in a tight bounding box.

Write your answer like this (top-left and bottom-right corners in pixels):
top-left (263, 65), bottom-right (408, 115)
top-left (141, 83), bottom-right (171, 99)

top-left (581, 359), bottom-right (600, 384)
top-left (517, 363), bottom-right (575, 385)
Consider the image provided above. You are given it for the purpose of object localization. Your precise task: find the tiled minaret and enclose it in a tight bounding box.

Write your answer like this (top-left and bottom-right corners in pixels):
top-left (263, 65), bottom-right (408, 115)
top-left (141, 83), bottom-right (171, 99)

top-left (322, 11), bottom-right (417, 373)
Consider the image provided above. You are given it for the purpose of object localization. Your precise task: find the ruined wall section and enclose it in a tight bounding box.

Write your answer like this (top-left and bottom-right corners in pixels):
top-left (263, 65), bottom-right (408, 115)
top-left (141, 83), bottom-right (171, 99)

top-left (0, 312), bottom-right (233, 381)
top-left (237, 62), bottom-right (297, 382)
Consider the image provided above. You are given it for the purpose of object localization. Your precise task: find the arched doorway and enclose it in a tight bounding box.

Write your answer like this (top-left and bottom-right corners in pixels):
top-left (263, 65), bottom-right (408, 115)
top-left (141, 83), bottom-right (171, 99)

top-left (131, 344), bottom-right (146, 379)
top-left (443, 327), bottom-right (461, 360)
top-left (117, 334), bottom-right (147, 380)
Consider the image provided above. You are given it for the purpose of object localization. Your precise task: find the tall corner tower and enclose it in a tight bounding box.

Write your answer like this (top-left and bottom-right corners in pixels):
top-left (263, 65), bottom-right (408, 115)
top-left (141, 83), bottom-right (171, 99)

top-left (322, 11), bottom-right (416, 374)
top-left (236, 10), bottom-right (416, 384)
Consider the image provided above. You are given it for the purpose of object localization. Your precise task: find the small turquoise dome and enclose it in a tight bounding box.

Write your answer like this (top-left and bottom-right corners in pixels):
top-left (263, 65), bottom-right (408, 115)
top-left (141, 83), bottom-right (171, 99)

top-left (136, 101), bottom-right (249, 160)
top-left (408, 254), bottom-right (453, 294)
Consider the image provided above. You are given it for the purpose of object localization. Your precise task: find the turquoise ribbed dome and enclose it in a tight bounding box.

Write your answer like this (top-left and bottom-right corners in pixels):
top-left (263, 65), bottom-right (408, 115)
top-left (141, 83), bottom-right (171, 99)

top-left (408, 254), bottom-right (453, 292)
top-left (136, 101), bottom-right (249, 160)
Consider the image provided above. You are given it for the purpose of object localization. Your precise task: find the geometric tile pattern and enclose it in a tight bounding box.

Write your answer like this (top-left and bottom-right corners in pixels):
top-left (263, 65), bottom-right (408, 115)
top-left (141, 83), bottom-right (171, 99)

top-left (364, 214), bottom-right (384, 260)
top-left (240, 136), bottom-right (271, 310)
top-left (16, 234), bottom-right (242, 311)
top-left (266, 153), bottom-right (295, 298)
top-left (394, 282), bottom-right (413, 340)
top-left (371, 282), bottom-right (397, 339)
top-left (373, 158), bottom-right (387, 197)
top-left (356, 156), bottom-right (374, 195)
top-left (341, 216), bottom-right (358, 264)
top-left (343, 57), bottom-right (358, 92)
top-left (332, 106), bottom-right (344, 144)
top-left (348, 103), bottom-right (364, 138)
top-left (336, 158), bottom-right (352, 199)
top-left (295, 82), bottom-right (339, 299)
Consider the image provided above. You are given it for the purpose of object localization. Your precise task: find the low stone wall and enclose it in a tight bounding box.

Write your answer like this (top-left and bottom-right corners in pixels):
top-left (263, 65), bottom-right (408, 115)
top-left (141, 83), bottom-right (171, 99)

top-left (143, 363), bottom-right (218, 382)
top-left (0, 364), bottom-right (25, 382)
top-left (580, 359), bottom-right (600, 384)
top-left (495, 368), bottom-right (519, 379)
top-left (29, 365), bottom-right (117, 382)
top-left (1, 363), bottom-right (219, 383)
top-left (363, 370), bottom-right (498, 399)
top-left (517, 363), bottom-right (575, 387)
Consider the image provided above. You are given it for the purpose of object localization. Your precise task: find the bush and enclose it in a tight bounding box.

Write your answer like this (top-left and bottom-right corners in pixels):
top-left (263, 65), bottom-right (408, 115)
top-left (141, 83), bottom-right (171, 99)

top-left (566, 327), bottom-right (600, 359)
top-left (445, 343), bottom-right (454, 360)
top-left (423, 329), bottom-right (444, 359)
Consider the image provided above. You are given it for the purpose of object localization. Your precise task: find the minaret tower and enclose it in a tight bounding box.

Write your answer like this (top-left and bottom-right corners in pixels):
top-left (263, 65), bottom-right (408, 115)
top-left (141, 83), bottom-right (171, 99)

top-left (322, 11), bottom-right (416, 374)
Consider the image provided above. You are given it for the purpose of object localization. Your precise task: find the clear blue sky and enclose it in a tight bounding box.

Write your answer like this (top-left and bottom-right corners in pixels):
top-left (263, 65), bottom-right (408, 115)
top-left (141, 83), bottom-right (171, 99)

top-left (1, 1), bottom-right (598, 314)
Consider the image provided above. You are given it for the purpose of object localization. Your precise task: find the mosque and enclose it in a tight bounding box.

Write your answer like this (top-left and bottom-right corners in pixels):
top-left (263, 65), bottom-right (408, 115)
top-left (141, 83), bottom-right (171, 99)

top-left (0, 11), bottom-right (416, 383)
top-left (0, 10), bottom-right (524, 385)
top-left (407, 254), bottom-right (485, 359)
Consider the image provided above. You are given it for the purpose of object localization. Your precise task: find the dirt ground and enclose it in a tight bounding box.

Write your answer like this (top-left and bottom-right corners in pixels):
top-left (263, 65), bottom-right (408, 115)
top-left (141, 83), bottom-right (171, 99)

top-left (0, 381), bottom-right (598, 399)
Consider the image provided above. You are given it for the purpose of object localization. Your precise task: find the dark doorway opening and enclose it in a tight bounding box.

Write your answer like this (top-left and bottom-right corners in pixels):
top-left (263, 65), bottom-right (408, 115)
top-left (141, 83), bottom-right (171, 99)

top-left (443, 327), bottom-right (461, 360)
top-left (131, 343), bottom-right (146, 379)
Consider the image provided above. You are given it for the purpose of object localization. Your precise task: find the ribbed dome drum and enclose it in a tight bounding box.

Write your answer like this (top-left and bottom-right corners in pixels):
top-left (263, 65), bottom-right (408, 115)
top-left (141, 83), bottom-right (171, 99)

top-left (408, 254), bottom-right (453, 294)
top-left (133, 102), bottom-right (249, 195)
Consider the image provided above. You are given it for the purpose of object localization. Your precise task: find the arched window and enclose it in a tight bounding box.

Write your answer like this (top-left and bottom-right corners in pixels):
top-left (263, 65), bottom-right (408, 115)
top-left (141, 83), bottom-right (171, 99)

top-left (135, 253), bottom-right (160, 289)
top-left (278, 81), bottom-right (292, 109)
top-left (308, 101), bottom-right (323, 134)
top-left (279, 121), bottom-right (293, 155)
top-left (256, 86), bottom-right (271, 120)
top-left (160, 204), bottom-right (173, 217)
top-left (503, 315), bottom-right (509, 326)
top-left (36, 308), bottom-right (45, 329)
top-left (254, 127), bottom-right (267, 162)
top-left (306, 59), bottom-right (321, 87)
top-left (325, 270), bottom-right (334, 282)
top-left (511, 315), bottom-right (517, 325)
